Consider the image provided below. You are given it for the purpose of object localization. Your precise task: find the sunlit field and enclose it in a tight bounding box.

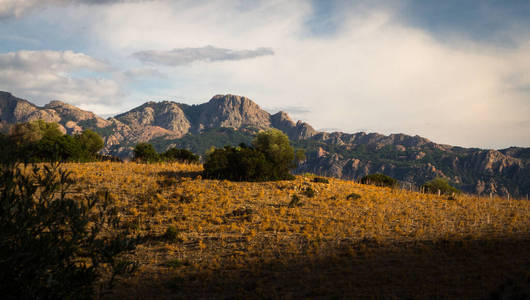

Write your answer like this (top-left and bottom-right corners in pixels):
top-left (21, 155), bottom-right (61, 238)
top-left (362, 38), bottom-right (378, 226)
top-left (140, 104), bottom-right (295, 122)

top-left (62, 162), bottom-right (530, 299)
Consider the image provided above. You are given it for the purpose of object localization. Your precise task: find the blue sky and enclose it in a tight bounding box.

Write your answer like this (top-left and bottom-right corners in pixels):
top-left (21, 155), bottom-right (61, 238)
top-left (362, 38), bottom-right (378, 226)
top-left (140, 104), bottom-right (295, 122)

top-left (0, 0), bottom-right (529, 148)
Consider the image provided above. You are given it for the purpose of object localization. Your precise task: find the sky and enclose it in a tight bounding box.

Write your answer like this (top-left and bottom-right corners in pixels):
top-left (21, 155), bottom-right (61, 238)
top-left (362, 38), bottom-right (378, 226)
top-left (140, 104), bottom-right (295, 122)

top-left (0, 0), bottom-right (529, 149)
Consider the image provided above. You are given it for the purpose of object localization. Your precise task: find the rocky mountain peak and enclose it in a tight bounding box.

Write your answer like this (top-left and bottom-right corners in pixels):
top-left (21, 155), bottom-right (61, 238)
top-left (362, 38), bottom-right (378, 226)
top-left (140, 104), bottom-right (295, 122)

top-left (271, 111), bottom-right (294, 124)
top-left (198, 94), bottom-right (271, 130)
top-left (114, 100), bottom-right (190, 135)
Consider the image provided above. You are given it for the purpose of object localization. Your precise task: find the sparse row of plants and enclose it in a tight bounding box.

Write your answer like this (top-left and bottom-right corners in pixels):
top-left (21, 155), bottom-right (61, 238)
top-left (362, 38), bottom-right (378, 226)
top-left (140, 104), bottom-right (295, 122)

top-left (358, 173), bottom-right (461, 196)
top-left (133, 142), bottom-right (200, 164)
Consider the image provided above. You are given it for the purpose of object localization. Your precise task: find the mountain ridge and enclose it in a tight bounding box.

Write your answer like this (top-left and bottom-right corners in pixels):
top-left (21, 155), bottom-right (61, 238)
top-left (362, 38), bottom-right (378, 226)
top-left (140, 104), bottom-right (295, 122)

top-left (0, 91), bottom-right (528, 197)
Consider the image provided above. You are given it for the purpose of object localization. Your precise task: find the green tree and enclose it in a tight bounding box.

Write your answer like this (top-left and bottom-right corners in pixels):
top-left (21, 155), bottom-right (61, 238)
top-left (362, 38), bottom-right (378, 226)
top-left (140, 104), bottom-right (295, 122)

top-left (9, 120), bottom-right (63, 147)
top-left (161, 148), bottom-right (199, 163)
top-left (360, 173), bottom-right (398, 188)
top-left (133, 143), bottom-right (159, 162)
top-left (252, 129), bottom-right (296, 180)
top-left (421, 177), bottom-right (461, 195)
top-left (75, 129), bottom-right (104, 159)
top-left (203, 130), bottom-right (297, 181)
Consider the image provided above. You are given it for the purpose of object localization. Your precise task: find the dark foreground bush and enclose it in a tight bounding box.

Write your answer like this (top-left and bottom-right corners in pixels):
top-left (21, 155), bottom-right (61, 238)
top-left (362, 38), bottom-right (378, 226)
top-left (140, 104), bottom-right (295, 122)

top-left (360, 173), bottom-right (398, 188)
top-left (0, 163), bottom-right (141, 299)
top-left (421, 177), bottom-right (461, 195)
top-left (203, 130), bottom-right (303, 181)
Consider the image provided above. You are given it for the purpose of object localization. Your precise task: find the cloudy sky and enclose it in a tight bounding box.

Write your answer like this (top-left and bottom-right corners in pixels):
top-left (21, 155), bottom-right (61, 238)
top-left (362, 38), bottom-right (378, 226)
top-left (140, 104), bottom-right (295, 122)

top-left (1, 0), bottom-right (529, 149)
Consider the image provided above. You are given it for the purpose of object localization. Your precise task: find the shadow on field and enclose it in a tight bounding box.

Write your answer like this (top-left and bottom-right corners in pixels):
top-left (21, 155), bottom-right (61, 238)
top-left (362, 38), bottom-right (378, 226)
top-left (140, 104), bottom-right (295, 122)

top-left (116, 236), bottom-right (530, 299)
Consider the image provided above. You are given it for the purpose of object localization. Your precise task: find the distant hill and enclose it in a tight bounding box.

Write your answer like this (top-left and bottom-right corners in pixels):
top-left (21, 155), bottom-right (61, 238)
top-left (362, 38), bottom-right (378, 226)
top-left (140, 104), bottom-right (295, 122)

top-left (0, 91), bottom-right (528, 197)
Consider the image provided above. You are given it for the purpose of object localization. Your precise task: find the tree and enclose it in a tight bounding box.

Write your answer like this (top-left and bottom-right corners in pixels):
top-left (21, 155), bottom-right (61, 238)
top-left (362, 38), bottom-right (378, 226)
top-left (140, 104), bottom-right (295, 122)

top-left (75, 129), bottom-right (104, 159)
top-left (360, 173), bottom-right (398, 188)
top-left (161, 148), bottom-right (199, 163)
top-left (133, 143), bottom-right (159, 162)
top-left (203, 130), bottom-right (297, 181)
top-left (2, 121), bottom-right (105, 163)
top-left (9, 120), bottom-right (63, 147)
top-left (421, 177), bottom-right (461, 195)
top-left (252, 129), bottom-right (296, 180)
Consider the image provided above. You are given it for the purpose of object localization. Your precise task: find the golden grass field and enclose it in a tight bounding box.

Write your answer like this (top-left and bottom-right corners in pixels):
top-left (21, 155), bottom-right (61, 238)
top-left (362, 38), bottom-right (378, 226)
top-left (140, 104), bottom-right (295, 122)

top-left (63, 162), bottom-right (530, 299)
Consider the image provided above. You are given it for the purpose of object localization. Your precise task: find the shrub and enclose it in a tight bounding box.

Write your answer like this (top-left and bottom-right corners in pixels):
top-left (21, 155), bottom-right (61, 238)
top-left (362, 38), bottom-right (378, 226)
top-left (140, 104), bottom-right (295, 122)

top-left (133, 142), bottom-right (159, 162)
top-left (163, 225), bottom-right (180, 242)
top-left (312, 177), bottom-right (329, 184)
top-left (346, 192), bottom-right (362, 200)
top-left (303, 186), bottom-right (316, 198)
top-left (288, 194), bottom-right (303, 208)
top-left (421, 177), bottom-right (461, 195)
top-left (161, 148), bottom-right (199, 163)
top-left (203, 130), bottom-right (297, 181)
top-left (360, 173), bottom-right (398, 188)
top-left (0, 162), bottom-right (141, 299)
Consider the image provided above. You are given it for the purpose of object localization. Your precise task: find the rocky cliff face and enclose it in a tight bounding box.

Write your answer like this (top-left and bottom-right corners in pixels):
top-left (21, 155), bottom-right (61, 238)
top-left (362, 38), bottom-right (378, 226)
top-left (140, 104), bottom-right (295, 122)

top-left (0, 91), bottom-right (109, 135)
top-left (295, 133), bottom-right (529, 197)
top-left (1, 91), bottom-right (528, 196)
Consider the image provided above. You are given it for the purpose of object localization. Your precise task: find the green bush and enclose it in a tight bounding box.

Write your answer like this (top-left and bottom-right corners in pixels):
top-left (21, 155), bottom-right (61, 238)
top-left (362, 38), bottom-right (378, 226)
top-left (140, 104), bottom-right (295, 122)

top-left (303, 186), bottom-right (316, 198)
top-left (288, 194), bottom-right (303, 208)
top-left (161, 148), bottom-right (199, 163)
top-left (312, 177), bottom-right (329, 184)
top-left (421, 177), bottom-right (461, 195)
top-left (203, 130), bottom-right (299, 181)
top-left (360, 173), bottom-right (398, 188)
top-left (163, 225), bottom-right (180, 242)
top-left (0, 163), bottom-right (141, 299)
top-left (346, 192), bottom-right (362, 200)
top-left (133, 142), bottom-right (159, 162)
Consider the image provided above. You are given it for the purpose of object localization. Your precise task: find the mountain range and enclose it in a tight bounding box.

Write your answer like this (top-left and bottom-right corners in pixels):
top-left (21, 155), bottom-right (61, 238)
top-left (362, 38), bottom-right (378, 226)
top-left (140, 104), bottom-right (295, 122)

top-left (1, 91), bottom-right (529, 197)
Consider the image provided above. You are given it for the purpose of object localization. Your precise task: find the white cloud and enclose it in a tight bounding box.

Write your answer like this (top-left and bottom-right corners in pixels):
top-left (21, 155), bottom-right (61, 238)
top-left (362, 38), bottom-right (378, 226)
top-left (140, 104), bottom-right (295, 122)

top-left (86, 0), bottom-right (530, 148)
top-left (2, 1), bottom-right (529, 148)
top-left (133, 46), bottom-right (274, 66)
top-left (0, 50), bottom-right (123, 107)
top-left (0, 0), bottom-right (149, 19)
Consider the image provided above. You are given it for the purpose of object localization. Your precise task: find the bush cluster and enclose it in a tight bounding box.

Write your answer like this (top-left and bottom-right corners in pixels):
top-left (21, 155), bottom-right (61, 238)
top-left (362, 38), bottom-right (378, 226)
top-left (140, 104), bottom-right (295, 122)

top-left (133, 143), bottom-right (199, 163)
top-left (203, 129), bottom-right (304, 181)
top-left (421, 177), bottom-right (461, 195)
top-left (360, 173), bottom-right (398, 188)
top-left (0, 120), bottom-right (104, 163)
top-left (0, 162), bottom-right (141, 299)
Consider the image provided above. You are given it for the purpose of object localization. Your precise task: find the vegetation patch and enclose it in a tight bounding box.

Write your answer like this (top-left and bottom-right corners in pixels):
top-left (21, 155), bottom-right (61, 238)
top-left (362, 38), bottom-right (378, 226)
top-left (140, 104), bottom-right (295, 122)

top-left (346, 192), bottom-right (362, 200)
top-left (422, 177), bottom-right (461, 195)
top-left (203, 129), bottom-right (304, 181)
top-left (360, 173), bottom-right (398, 188)
top-left (312, 177), bottom-right (329, 184)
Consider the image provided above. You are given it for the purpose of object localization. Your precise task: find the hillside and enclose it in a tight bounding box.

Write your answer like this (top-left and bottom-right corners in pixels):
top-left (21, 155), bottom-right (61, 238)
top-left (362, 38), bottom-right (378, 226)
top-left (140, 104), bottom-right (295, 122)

top-left (0, 91), bottom-right (529, 196)
top-left (58, 162), bottom-right (530, 299)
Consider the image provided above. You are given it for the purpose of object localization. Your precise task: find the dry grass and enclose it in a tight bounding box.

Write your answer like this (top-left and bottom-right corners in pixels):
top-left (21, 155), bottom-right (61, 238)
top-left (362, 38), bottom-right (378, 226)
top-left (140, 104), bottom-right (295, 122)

top-left (62, 162), bottom-right (530, 299)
